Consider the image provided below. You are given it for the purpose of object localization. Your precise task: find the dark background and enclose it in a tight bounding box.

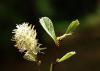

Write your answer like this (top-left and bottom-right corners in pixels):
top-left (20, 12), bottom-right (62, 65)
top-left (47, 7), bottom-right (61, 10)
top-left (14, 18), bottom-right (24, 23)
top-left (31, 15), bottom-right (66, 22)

top-left (0, 0), bottom-right (100, 71)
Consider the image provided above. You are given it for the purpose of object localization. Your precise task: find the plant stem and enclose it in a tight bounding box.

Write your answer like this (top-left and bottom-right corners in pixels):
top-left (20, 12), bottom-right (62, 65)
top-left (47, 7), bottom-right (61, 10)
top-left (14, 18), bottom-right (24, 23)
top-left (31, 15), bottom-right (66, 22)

top-left (50, 62), bottom-right (54, 71)
top-left (36, 60), bottom-right (41, 71)
top-left (50, 62), bottom-right (55, 71)
top-left (50, 36), bottom-right (62, 71)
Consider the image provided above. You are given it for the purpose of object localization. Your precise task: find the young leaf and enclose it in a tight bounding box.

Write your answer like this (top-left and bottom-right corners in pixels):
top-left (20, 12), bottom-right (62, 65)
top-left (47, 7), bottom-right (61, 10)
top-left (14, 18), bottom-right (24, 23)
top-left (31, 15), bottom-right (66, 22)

top-left (56, 51), bottom-right (76, 62)
top-left (66, 19), bottom-right (79, 34)
top-left (39, 17), bottom-right (57, 43)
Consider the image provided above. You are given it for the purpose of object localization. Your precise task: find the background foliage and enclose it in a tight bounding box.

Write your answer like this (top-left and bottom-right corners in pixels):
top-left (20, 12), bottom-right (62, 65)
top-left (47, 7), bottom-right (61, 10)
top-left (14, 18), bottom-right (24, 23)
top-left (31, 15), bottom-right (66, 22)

top-left (0, 0), bottom-right (100, 71)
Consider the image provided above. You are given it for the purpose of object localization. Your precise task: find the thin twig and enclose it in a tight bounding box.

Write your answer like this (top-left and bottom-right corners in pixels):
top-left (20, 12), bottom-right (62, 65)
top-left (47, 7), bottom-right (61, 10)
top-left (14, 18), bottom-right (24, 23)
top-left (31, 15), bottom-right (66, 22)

top-left (50, 63), bottom-right (53, 71)
top-left (36, 60), bottom-right (41, 71)
top-left (50, 62), bottom-right (56, 71)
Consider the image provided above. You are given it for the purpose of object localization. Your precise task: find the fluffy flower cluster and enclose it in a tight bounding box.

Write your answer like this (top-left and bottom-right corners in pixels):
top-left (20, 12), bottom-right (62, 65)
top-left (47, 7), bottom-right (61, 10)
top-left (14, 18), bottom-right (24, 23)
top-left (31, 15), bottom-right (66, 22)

top-left (12, 22), bottom-right (42, 61)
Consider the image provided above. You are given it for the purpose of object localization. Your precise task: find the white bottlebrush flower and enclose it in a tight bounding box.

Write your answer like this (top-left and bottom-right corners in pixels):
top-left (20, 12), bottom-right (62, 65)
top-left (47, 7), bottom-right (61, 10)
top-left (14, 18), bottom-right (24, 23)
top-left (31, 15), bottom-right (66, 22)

top-left (12, 22), bottom-right (43, 61)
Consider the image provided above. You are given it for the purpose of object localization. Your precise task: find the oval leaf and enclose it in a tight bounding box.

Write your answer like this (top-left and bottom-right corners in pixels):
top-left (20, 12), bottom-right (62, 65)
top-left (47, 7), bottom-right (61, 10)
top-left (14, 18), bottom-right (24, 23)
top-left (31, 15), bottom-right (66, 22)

top-left (39, 17), bottom-right (57, 43)
top-left (66, 19), bottom-right (79, 34)
top-left (56, 51), bottom-right (76, 62)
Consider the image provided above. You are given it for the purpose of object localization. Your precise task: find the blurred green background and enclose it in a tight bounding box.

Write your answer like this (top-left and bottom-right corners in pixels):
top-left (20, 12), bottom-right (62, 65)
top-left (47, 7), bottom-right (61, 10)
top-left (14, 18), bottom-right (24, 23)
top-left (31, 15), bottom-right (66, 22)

top-left (0, 0), bottom-right (100, 71)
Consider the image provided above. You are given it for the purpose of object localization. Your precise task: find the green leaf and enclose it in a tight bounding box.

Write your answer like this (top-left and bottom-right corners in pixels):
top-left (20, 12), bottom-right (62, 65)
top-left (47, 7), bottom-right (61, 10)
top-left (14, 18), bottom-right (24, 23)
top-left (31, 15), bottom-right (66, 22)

top-left (56, 51), bottom-right (76, 62)
top-left (39, 17), bottom-right (57, 43)
top-left (66, 19), bottom-right (79, 34)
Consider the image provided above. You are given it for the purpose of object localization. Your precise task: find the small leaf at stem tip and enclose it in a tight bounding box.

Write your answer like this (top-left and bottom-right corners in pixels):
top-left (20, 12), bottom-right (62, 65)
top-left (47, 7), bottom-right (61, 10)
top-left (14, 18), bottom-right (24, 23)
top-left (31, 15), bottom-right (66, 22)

top-left (39, 17), bottom-right (57, 44)
top-left (56, 51), bottom-right (76, 62)
top-left (66, 19), bottom-right (79, 34)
